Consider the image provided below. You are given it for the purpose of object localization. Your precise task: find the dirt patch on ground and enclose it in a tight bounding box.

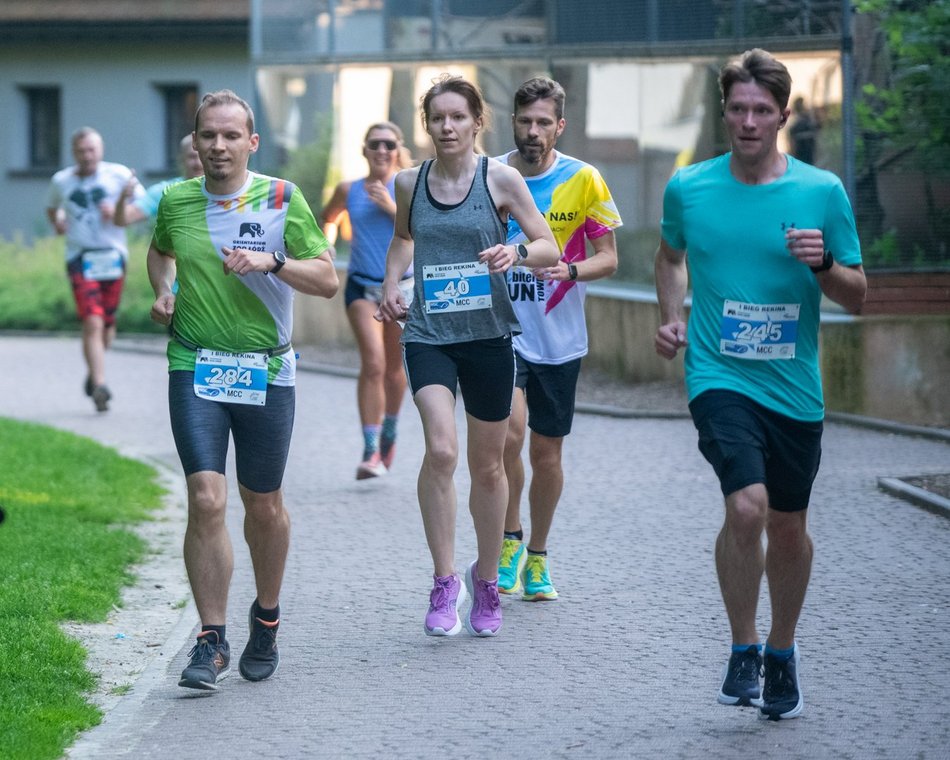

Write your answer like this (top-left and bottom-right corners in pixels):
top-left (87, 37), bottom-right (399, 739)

top-left (61, 476), bottom-right (190, 712)
top-left (899, 473), bottom-right (950, 501)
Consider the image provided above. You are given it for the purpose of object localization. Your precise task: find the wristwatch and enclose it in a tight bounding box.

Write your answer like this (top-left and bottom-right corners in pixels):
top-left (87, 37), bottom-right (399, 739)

top-left (810, 250), bottom-right (834, 273)
top-left (567, 263), bottom-right (579, 281)
top-left (514, 243), bottom-right (528, 266)
top-left (267, 250), bottom-right (287, 275)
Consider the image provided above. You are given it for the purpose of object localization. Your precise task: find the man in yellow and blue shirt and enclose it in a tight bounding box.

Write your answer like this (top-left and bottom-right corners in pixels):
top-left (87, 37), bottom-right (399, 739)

top-left (496, 77), bottom-right (622, 602)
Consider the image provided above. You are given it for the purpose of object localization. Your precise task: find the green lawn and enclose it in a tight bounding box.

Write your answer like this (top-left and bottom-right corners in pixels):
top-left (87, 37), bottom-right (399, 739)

top-left (0, 418), bottom-right (165, 760)
top-left (0, 233), bottom-right (164, 334)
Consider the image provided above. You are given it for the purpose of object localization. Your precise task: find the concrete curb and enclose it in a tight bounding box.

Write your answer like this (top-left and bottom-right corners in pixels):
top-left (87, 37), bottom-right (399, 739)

top-left (66, 600), bottom-right (198, 759)
top-left (877, 477), bottom-right (950, 521)
top-left (827, 411), bottom-right (950, 444)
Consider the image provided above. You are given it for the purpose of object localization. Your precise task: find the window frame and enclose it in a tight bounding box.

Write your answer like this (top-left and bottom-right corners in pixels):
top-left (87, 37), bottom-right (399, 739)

top-left (22, 85), bottom-right (61, 171)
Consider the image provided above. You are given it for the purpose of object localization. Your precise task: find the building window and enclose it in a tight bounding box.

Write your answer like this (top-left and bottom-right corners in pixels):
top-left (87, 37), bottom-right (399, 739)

top-left (159, 85), bottom-right (198, 171)
top-left (23, 86), bottom-right (61, 169)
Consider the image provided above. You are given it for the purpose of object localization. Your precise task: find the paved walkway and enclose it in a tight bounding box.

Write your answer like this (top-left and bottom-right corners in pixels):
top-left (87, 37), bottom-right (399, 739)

top-left (2, 335), bottom-right (949, 759)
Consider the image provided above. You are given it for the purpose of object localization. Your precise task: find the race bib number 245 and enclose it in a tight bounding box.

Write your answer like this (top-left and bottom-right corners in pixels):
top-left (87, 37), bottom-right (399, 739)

top-left (720, 300), bottom-right (800, 360)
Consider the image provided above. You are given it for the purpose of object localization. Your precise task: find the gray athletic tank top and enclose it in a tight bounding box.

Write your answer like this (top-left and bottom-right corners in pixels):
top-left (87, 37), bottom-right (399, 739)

top-left (401, 156), bottom-right (521, 345)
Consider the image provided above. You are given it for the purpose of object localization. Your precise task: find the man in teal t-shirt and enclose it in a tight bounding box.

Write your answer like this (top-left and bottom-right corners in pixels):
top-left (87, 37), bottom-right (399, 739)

top-left (654, 49), bottom-right (866, 722)
top-left (148, 90), bottom-right (338, 693)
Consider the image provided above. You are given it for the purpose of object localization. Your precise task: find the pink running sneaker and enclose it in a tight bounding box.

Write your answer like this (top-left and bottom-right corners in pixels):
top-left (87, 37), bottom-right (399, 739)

top-left (424, 573), bottom-right (467, 636)
top-left (464, 561), bottom-right (502, 637)
top-left (356, 451), bottom-right (387, 480)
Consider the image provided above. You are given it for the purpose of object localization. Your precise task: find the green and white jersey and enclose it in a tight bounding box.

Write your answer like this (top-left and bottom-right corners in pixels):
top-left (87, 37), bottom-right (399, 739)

top-left (152, 172), bottom-right (329, 385)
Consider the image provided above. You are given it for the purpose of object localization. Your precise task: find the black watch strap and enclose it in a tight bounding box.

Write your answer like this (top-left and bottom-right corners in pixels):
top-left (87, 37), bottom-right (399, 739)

top-left (810, 250), bottom-right (834, 273)
top-left (568, 263), bottom-right (578, 280)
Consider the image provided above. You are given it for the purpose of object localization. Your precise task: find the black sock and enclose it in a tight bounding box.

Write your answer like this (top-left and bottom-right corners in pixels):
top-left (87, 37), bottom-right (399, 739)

top-left (254, 600), bottom-right (280, 623)
top-left (527, 548), bottom-right (547, 557)
top-left (200, 624), bottom-right (226, 643)
top-left (504, 529), bottom-right (524, 541)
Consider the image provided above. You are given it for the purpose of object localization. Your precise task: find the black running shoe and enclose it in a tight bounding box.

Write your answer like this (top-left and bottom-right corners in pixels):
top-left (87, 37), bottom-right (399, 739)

top-left (84, 376), bottom-right (94, 397)
top-left (239, 604), bottom-right (280, 681)
top-left (718, 645), bottom-right (763, 706)
top-left (178, 630), bottom-right (231, 691)
top-left (92, 385), bottom-right (111, 412)
top-left (759, 645), bottom-right (804, 720)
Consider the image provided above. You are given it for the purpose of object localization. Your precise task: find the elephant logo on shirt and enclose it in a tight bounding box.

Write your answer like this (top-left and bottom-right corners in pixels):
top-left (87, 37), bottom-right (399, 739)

top-left (239, 222), bottom-right (265, 238)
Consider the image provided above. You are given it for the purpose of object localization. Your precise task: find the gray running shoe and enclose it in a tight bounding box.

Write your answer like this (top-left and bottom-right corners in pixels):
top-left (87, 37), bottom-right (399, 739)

top-left (91, 385), bottom-right (111, 412)
top-left (239, 604), bottom-right (280, 681)
top-left (178, 630), bottom-right (230, 691)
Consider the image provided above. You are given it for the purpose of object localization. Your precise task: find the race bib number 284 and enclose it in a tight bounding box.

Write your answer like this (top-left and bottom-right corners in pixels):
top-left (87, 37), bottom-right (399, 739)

top-left (194, 349), bottom-right (268, 405)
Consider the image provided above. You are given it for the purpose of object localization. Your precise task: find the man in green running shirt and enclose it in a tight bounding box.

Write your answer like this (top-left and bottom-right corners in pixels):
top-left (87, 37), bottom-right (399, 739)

top-left (148, 89), bottom-right (338, 692)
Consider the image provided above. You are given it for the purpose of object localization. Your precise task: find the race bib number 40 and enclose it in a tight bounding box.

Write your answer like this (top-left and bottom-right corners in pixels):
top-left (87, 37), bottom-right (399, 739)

top-left (422, 261), bottom-right (492, 314)
top-left (720, 300), bottom-right (800, 360)
top-left (194, 349), bottom-right (268, 405)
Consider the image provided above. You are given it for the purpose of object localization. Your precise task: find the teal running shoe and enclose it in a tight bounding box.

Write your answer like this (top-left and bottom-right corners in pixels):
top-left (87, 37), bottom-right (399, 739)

top-left (522, 553), bottom-right (558, 601)
top-left (497, 538), bottom-right (527, 595)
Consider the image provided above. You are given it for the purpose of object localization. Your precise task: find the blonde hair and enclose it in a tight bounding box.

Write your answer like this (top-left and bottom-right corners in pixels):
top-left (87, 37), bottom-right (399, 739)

top-left (195, 89), bottom-right (255, 134)
top-left (364, 121), bottom-right (412, 170)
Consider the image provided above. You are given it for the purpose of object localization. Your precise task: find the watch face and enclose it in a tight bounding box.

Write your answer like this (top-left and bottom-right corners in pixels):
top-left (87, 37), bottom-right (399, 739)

top-left (275, 251), bottom-right (287, 263)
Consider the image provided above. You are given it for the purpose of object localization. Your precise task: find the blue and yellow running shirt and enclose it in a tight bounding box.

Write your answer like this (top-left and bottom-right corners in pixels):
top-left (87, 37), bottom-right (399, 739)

top-left (661, 154), bottom-right (861, 421)
top-left (500, 151), bottom-right (622, 364)
top-left (152, 173), bottom-right (330, 385)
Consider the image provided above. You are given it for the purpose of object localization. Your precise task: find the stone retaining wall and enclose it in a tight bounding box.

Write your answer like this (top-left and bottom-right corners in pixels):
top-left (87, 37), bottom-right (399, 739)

top-left (293, 273), bottom-right (950, 427)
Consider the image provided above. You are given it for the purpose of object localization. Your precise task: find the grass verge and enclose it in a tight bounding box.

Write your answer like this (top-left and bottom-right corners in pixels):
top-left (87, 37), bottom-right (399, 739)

top-left (0, 418), bottom-right (164, 760)
top-left (0, 233), bottom-right (164, 334)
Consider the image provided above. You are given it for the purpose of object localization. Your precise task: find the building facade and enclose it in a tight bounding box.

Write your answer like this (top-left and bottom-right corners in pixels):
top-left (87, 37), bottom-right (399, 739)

top-left (0, 1), bottom-right (253, 240)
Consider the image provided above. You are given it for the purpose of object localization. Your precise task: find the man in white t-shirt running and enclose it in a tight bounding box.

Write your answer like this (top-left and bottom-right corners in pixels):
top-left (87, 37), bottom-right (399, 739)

top-left (497, 77), bottom-right (622, 601)
top-left (46, 127), bottom-right (143, 412)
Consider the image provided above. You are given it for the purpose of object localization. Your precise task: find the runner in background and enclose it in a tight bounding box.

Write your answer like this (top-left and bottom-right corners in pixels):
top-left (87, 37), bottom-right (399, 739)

top-left (322, 123), bottom-right (413, 479)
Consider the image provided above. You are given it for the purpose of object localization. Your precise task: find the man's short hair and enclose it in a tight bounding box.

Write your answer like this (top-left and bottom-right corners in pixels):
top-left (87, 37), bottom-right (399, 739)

top-left (719, 49), bottom-right (792, 111)
top-left (194, 89), bottom-right (255, 135)
top-left (513, 77), bottom-right (566, 121)
top-left (71, 126), bottom-right (102, 148)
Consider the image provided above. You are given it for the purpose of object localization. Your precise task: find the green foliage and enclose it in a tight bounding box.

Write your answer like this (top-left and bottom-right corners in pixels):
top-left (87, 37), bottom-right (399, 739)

top-left (0, 418), bottom-right (165, 759)
top-left (862, 228), bottom-right (901, 268)
top-left (280, 114), bottom-right (334, 216)
top-left (613, 227), bottom-right (660, 287)
top-left (855, 0), bottom-right (950, 174)
top-left (0, 234), bottom-right (164, 334)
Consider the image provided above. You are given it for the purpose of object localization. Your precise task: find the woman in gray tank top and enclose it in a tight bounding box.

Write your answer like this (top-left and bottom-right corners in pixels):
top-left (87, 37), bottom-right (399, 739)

top-left (376, 75), bottom-right (558, 639)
